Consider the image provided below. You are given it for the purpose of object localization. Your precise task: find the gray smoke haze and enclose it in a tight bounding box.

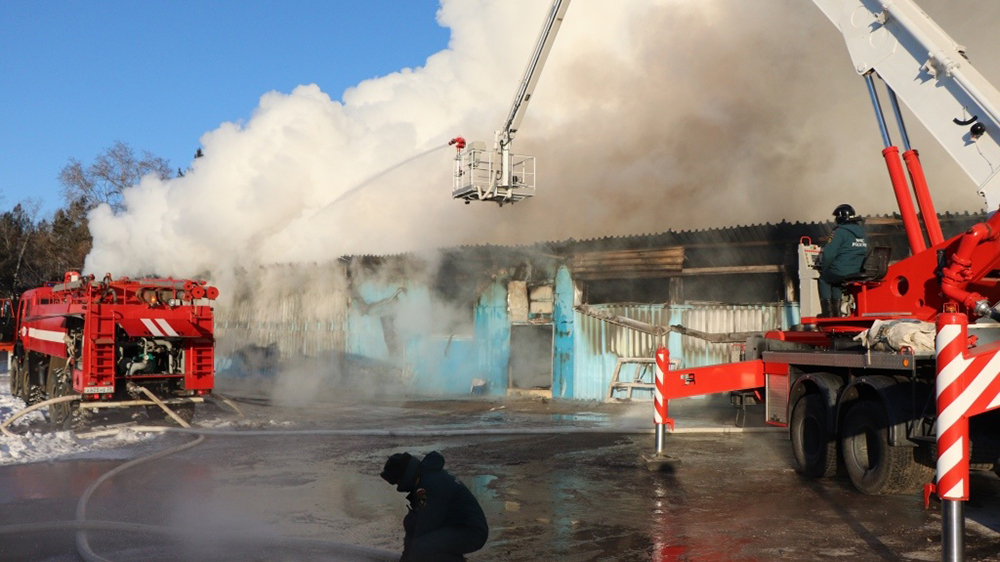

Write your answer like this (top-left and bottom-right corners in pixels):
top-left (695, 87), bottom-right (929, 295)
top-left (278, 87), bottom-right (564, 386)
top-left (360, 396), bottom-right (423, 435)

top-left (84, 0), bottom-right (1000, 280)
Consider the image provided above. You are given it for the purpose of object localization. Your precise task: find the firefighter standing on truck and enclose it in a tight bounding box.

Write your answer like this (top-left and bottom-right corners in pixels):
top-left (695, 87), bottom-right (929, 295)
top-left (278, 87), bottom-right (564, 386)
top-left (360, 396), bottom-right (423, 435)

top-left (817, 203), bottom-right (868, 317)
top-left (380, 451), bottom-right (488, 562)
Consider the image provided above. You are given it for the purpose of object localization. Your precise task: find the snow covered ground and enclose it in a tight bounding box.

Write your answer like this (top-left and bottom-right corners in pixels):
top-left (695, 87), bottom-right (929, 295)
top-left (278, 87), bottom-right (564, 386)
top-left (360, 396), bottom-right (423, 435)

top-left (0, 358), bottom-right (291, 467)
top-left (0, 365), bottom-right (156, 466)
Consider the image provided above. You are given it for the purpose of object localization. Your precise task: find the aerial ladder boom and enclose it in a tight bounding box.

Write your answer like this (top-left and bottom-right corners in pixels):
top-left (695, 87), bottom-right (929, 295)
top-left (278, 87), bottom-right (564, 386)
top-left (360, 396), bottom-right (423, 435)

top-left (812, 0), bottom-right (1000, 212)
top-left (450, 0), bottom-right (571, 205)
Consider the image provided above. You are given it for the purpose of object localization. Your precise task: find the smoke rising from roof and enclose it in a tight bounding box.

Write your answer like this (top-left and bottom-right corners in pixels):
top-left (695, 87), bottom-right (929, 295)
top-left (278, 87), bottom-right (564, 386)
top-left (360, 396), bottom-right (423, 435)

top-left (85, 0), bottom-right (999, 280)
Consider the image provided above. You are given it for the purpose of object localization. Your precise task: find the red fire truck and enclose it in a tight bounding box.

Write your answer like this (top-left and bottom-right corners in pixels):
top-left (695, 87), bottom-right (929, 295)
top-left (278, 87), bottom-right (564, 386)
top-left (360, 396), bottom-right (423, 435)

top-left (2, 271), bottom-right (218, 427)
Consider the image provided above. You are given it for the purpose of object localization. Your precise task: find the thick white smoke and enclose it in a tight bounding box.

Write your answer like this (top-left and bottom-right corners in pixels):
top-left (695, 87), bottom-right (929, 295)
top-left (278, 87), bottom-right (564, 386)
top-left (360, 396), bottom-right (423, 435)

top-left (85, 0), bottom-right (1000, 280)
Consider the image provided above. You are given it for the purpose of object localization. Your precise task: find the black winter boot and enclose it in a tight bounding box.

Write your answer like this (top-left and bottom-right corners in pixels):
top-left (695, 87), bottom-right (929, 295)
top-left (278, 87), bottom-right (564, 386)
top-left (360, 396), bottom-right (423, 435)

top-left (831, 298), bottom-right (843, 318)
top-left (819, 300), bottom-right (833, 318)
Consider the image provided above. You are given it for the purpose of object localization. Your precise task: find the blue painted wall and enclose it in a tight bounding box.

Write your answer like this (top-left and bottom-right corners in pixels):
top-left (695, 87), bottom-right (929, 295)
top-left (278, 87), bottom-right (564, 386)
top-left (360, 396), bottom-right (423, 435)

top-left (342, 269), bottom-right (800, 400)
top-left (346, 279), bottom-right (485, 395)
top-left (406, 335), bottom-right (478, 394)
top-left (345, 281), bottom-right (408, 361)
top-left (474, 281), bottom-right (510, 395)
top-left (572, 304), bottom-right (670, 401)
top-left (552, 266), bottom-right (575, 398)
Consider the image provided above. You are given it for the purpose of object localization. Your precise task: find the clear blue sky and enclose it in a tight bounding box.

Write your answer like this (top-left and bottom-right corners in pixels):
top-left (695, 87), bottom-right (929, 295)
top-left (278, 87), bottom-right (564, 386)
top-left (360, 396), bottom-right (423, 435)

top-left (0, 0), bottom-right (449, 215)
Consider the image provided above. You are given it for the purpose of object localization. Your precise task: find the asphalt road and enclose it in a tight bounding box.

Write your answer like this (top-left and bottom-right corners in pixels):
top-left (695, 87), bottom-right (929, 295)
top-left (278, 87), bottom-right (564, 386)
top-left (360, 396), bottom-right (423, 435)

top-left (1, 384), bottom-right (998, 562)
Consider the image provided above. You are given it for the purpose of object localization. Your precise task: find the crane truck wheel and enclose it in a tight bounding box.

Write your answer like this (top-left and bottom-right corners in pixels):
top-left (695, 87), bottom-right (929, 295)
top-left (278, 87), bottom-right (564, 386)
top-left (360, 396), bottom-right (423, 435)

top-left (790, 393), bottom-right (838, 478)
top-left (841, 400), bottom-right (930, 495)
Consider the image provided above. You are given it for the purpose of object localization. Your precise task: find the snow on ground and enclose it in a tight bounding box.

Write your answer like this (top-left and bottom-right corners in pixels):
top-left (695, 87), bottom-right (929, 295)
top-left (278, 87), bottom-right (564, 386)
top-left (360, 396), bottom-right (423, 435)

top-left (0, 371), bottom-right (156, 466)
top-left (0, 357), bottom-right (286, 466)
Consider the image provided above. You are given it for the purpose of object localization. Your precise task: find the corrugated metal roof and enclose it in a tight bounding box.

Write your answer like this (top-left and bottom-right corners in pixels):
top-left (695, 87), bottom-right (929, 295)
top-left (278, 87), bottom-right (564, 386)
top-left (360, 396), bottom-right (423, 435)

top-left (341, 211), bottom-right (987, 274)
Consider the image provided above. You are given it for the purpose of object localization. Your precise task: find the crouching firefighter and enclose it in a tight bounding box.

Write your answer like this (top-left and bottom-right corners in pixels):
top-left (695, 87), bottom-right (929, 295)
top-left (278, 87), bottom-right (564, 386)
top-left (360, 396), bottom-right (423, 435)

top-left (817, 203), bottom-right (868, 317)
top-left (381, 451), bottom-right (489, 562)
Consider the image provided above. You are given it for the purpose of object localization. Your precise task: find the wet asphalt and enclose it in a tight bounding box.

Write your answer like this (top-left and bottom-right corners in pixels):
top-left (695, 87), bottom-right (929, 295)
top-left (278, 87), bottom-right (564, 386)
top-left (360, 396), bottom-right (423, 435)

top-left (0, 384), bottom-right (998, 562)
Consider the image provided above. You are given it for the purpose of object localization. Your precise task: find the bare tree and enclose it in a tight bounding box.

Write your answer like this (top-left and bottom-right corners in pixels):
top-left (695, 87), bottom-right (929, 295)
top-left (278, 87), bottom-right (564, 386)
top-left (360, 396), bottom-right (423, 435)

top-left (58, 141), bottom-right (173, 212)
top-left (0, 202), bottom-right (41, 298)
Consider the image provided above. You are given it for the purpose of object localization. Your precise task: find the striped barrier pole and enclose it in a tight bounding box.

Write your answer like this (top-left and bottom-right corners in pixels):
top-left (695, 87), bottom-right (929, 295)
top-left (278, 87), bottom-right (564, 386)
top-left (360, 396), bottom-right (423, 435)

top-left (935, 311), bottom-right (969, 562)
top-left (933, 308), bottom-right (1000, 561)
top-left (643, 347), bottom-right (678, 471)
top-left (654, 348), bottom-right (670, 454)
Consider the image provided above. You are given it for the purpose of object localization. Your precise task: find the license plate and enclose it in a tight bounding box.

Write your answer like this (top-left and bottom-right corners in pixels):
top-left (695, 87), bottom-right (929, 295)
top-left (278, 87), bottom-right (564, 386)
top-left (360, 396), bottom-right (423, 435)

top-left (84, 386), bottom-right (114, 394)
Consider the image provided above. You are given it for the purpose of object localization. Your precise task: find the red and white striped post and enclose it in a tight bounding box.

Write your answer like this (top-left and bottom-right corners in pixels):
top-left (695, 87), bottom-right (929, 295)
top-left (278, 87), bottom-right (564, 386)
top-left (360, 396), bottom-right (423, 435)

top-left (934, 310), bottom-right (1000, 562)
top-left (935, 311), bottom-right (970, 562)
top-left (654, 348), bottom-right (669, 454)
top-left (646, 347), bottom-right (675, 470)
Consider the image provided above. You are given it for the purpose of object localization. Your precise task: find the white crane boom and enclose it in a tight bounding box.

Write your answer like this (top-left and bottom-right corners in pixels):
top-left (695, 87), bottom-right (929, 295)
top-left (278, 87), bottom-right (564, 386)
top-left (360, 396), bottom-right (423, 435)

top-left (501, 0), bottom-right (571, 147)
top-left (451, 0), bottom-right (571, 206)
top-left (812, 0), bottom-right (1000, 210)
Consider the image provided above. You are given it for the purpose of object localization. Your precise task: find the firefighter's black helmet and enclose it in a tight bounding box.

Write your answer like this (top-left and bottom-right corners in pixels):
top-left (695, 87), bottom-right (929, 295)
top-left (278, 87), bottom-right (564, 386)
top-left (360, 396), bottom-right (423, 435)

top-left (833, 203), bottom-right (857, 224)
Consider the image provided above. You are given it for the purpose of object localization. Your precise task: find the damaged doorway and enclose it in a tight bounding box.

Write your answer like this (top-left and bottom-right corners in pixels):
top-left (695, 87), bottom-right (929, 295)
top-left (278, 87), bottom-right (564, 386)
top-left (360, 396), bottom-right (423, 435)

top-left (508, 323), bottom-right (553, 396)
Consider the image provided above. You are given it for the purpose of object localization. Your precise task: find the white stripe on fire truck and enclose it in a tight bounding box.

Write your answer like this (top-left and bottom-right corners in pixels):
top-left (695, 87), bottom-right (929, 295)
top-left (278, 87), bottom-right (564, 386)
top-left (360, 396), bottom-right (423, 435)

top-left (141, 318), bottom-right (164, 337)
top-left (27, 328), bottom-right (66, 343)
top-left (155, 318), bottom-right (179, 337)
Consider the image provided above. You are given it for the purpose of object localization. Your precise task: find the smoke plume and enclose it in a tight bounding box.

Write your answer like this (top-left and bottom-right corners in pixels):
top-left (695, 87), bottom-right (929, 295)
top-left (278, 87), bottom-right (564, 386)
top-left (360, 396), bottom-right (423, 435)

top-left (85, 0), bottom-right (1000, 280)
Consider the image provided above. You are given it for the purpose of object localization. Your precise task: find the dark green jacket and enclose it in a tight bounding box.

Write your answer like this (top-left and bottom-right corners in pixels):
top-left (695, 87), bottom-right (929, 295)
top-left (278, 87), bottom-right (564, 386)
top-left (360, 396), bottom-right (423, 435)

top-left (821, 222), bottom-right (868, 277)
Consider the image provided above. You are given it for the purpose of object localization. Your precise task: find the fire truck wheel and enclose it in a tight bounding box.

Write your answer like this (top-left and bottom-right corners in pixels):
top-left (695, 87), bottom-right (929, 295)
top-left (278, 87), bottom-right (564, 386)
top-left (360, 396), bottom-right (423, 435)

top-left (25, 352), bottom-right (45, 406)
top-left (790, 393), bottom-right (838, 478)
top-left (841, 400), bottom-right (926, 495)
top-left (45, 368), bottom-right (75, 428)
top-left (27, 385), bottom-right (45, 406)
top-left (9, 359), bottom-right (23, 400)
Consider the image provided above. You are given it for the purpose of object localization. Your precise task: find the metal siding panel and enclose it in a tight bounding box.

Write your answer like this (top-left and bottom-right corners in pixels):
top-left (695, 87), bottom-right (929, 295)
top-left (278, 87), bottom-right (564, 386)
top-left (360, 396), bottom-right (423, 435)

top-left (215, 264), bottom-right (347, 359)
top-left (572, 311), bottom-right (619, 401)
top-left (553, 267), bottom-right (575, 398)
top-left (476, 281), bottom-right (510, 395)
top-left (573, 304), bottom-right (670, 401)
top-left (678, 304), bottom-right (786, 368)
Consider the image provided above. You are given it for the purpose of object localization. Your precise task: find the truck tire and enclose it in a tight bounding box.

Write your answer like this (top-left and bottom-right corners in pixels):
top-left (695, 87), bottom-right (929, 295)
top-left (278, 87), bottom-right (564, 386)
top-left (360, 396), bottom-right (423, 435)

top-left (45, 367), bottom-right (75, 428)
top-left (9, 358), bottom-right (24, 400)
top-left (791, 393), bottom-right (838, 478)
top-left (25, 352), bottom-right (45, 406)
top-left (841, 400), bottom-right (931, 494)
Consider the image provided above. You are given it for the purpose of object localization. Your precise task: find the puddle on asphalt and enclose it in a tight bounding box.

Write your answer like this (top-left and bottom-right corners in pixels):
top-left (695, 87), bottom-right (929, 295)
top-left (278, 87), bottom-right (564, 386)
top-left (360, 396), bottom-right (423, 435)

top-left (467, 473), bottom-right (498, 501)
top-left (550, 412), bottom-right (609, 424)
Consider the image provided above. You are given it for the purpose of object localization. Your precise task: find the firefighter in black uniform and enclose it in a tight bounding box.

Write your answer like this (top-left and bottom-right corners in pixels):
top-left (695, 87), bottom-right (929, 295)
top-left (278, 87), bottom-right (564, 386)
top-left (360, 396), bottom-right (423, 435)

top-left (381, 451), bottom-right (489, 562)
top-left (818, 203), bottom-right (868, 317)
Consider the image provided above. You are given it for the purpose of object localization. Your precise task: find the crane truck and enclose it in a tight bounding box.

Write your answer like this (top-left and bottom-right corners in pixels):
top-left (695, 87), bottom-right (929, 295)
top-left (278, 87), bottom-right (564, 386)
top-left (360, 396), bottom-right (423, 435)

top-left (639, 1), bottom-right (1000, 559)
top-left (1, 271), bottom-right (219, 428)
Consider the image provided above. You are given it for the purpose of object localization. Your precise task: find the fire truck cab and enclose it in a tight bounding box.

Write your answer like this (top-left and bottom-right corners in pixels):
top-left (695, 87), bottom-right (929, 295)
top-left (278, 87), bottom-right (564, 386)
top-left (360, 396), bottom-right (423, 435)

top-left (0, 298), bottom-right (14, 369)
